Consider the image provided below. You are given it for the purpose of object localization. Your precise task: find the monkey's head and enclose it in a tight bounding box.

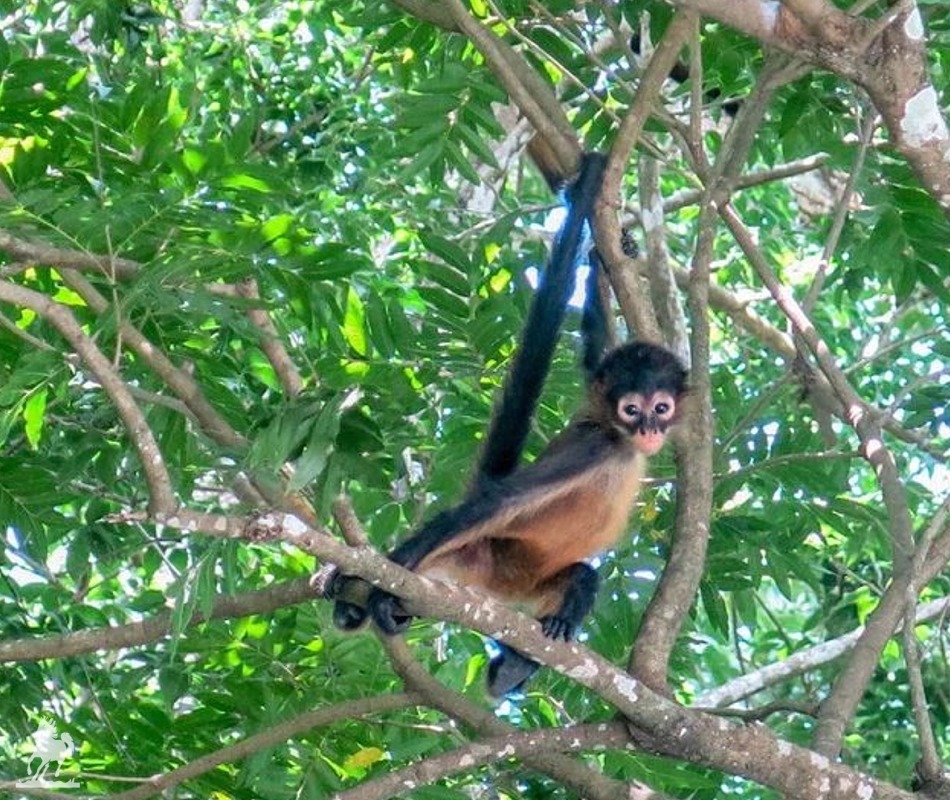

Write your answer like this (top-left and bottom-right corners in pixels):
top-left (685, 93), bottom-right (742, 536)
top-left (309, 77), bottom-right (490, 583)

top-left (592, 341), bottom-right (688, 455)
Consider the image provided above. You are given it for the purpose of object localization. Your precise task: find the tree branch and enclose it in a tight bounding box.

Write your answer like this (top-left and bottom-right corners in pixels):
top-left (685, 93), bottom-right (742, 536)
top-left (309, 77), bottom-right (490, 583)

top-left (60, 268), bottom-right (247, 451)
top-left (0, 281), bottom-right (176, 514)
top-left (383, 639), bottom-right (645, 800)
top-left (696, 597), bottom-right (950, 709)
top-left (105, 694), bottom-right (419, 800)
top-left (235, 278), bottom-right (304, 397)
top-left (0, 578), bottom-right (317, 663)
top-left (718, 203), bottom-right (918, 757)
top-left (333, 724), bottom-right (632, 800)
top-left (0, 230), bottom-right (141, 279)
top-left (441, 0), bottom-right (581, 178)
top-left (594, 10), bottom-right (697, 343)
top-left (127, 507), bottom-right (916, 800)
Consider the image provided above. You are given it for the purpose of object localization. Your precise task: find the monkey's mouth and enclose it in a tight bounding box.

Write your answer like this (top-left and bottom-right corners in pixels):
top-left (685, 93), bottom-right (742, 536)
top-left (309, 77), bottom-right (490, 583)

top-left (634, 428), bottom-right (666, 455)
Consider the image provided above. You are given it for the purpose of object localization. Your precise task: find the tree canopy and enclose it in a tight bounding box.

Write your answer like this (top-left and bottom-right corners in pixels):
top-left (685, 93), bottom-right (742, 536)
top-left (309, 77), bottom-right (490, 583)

top-left (0, 1), bottom-right (948, 799)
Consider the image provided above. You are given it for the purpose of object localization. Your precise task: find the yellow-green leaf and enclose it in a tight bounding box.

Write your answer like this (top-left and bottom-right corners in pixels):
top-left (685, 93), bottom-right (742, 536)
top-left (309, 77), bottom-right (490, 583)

top-left (344, 747), bottom-right (386, 770)
top-left (342, 288), bottom-right (368, 356)
top-left (23, 387), bottom-right (48, 449)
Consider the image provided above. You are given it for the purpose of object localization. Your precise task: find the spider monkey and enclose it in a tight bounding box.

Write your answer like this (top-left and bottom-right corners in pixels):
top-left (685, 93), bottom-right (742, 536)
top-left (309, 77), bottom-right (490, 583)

top-left (630, 31), bottom-right (741, 118)
top-left (630, 31), bottom-right (742, 119)
top-left (328, 153), bottom-right (687, 696)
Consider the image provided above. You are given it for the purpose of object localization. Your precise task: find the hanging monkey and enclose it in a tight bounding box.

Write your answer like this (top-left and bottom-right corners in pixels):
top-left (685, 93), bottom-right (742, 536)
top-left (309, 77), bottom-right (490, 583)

top-left (328, 153), bottom-right (687, 695)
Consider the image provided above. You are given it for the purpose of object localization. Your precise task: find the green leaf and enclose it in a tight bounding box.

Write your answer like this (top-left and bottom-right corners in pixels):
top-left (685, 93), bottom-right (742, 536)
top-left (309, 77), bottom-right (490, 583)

top-left (288, 397), bottom-right (343, 492)
top-left (418, 232), bottom-right (471, 272)
top-left (342, 287), bottom-right (368, 356)
top-left (22, 388), bottom-right (48, 449)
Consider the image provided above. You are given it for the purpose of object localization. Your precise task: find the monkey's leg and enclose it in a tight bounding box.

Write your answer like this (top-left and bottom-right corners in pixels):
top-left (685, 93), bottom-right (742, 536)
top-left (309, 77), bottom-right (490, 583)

top-left (537, 562), bottom-right (599, 640)
top-left (487, 643), bottom-right (539, 697)
top-left (486, 563), bottom-right (599, 696)
top-left (369, 503), bottom-right (503, 634)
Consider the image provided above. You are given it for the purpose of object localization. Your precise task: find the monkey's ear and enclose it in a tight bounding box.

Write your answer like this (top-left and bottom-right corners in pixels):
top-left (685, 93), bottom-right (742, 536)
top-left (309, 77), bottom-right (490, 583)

top-left (667, 385), bottom-right (692, 427)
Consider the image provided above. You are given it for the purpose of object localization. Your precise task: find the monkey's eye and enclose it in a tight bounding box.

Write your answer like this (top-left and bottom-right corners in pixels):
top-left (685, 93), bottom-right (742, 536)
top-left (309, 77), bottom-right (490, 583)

top-left (651, 392), bottom-right (677, 418)
top-left (617, 397), bottom-right (641, 424)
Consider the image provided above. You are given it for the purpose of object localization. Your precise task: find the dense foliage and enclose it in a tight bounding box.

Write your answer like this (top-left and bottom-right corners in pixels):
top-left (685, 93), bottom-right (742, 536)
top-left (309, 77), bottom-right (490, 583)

top-left (0, 2), bottom-right (948, 798)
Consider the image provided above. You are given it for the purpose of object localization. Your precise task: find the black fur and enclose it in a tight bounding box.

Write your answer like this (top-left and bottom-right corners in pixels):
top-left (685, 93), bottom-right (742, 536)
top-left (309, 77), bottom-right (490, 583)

top-left (487, 643), bottom-right (540, 698)
top-left (629, 32), bottom-right (741, 118)
top-left (581, 249), bottom-right (608, 382)
top-left (476, 152), bottom-right (607, 484)
top-left (596, 341), bottom-right (688, 404)
top-left (540, 563), bottom-right (600, 640)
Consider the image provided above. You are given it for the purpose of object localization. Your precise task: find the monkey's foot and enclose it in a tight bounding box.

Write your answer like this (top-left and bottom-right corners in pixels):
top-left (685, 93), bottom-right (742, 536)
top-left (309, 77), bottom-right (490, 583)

top-left (333, 600), bottom-right (369, 630)
top-left (368, 590), bottom-right (413, 634)
top-left (488, 645), bottom-right (539, 697)
top-left (539, 614), bottom-right (576, 641)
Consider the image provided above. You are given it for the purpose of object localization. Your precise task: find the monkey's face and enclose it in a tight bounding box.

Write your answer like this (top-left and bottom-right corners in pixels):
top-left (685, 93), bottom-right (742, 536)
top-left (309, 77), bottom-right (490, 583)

top-left (594, 341), bottom-right (687, 454)
top-left (615, 390), bottom-right (678, 455)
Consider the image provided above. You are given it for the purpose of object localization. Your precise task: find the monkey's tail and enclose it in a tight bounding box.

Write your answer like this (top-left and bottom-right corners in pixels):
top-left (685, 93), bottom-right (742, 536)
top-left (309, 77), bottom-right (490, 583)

top-left (476, 152), bottom-right (606, 484)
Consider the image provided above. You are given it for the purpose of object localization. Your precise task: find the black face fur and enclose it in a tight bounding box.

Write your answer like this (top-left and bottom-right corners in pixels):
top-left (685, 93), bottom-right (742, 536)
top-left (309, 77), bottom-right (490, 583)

top-left (594, 341), bottom-right (688, 406)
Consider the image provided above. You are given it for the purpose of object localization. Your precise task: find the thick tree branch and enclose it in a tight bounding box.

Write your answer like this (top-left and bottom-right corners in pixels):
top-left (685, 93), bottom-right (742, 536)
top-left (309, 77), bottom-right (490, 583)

top-left (629, 92), bottom-right (715, 689)
top-left (130, 507), bottom-right (916, 800)
top-left (333, 724), bottom-right (632, 800)
top-left (630, 32), bottom-right (789, 693)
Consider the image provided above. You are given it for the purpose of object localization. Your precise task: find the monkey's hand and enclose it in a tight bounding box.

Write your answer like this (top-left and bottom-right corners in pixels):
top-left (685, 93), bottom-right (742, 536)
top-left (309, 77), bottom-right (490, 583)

top-left (539, 614), bottom-right (577, 641)
top-left (538, 562), bottom-right (598, 641)
top-left (368, 588), bottom-right (413, 634)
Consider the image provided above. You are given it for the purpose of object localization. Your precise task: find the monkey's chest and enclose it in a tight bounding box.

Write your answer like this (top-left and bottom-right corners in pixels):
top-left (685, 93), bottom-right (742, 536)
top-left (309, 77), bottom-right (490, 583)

top-left (494, 454), bottom-right (646, 587)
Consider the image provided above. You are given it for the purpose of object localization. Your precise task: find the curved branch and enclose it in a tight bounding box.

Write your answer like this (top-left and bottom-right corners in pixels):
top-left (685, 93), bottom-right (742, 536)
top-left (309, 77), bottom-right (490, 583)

top-left (140, 507), bottom-right (916, 800)
top-left (0, 281), bottom-right (175, 514)
top-left (0, 578), bottom-right (317, 663)
top-left (333, 724), bottom-right (631, 800)
top-left (106, 694), bottom-right (419, 800)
